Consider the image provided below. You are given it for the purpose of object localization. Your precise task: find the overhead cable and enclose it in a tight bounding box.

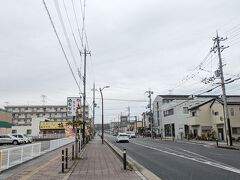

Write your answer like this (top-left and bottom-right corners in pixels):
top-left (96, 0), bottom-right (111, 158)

top-left (42, 0), bottom-right (81, 92)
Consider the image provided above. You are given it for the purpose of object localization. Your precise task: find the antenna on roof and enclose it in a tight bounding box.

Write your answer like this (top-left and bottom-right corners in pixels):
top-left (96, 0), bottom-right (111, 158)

top-left (168, 90), bottom-right (173, 95)
top-left (41, 95), bottom-right (47, 106)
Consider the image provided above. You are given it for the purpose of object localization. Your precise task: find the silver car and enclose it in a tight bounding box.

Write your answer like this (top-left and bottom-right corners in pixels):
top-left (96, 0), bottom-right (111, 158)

top-left (0, 134), bottom-right (22, 145)
top-left (12, 134), bottom-right (29, 144)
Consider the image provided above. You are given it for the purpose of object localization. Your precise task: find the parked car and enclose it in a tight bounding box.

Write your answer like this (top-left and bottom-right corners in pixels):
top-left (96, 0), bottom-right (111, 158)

top-left (116, 133), bottom-right (129, 143)
top-left (126, 131), bottom-right (136, 138)
top-left (12, 134), bottom-right (30, 144)
top-left (0, 134), bottom-right (22, 145)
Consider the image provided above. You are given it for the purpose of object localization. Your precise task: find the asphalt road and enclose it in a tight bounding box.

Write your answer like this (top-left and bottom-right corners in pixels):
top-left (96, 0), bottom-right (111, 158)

top-left (106, 135), bottom-right (240, 180)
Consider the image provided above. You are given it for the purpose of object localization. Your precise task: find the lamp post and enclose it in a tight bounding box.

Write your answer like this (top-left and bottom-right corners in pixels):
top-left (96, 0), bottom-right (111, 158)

top-left (99, 86), bottom-right (110, 144)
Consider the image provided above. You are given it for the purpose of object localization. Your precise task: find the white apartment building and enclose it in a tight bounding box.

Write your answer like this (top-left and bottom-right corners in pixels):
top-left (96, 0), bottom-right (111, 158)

top-left (5, 105), bottom-right (89, 126)
top-left (153, 95), bottom-right (217, 138)
top-left (153, 95), bottom-right (190, 135)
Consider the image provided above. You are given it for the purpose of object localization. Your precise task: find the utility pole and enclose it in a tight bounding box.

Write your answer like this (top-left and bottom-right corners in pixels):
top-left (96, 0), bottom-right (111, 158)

top-left (145, 90), bottom-right (154, 138)
top-left (41, 95), bottom-right (47, 106)
top-left (135, 116), bottom-right (137, 134)
top-left (211, 31), bottom-right (232, 146)
top-left (82, 46), bottom-right (90, 144)
top-left (92, 83), bottom-right (96, 126)
top-left (127, 106), bottom-right (130, 123)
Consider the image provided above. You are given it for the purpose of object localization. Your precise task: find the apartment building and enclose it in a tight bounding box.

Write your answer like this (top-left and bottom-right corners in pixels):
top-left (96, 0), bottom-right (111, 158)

top-left (153, 95), bottom-right (191, 136)
top-left (5, 105), bottom-right (89, 126)
top-left (153, 95), bottom-right (218, 138)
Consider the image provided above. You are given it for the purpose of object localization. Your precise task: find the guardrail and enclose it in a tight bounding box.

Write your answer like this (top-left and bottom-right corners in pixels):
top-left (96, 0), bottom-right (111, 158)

top-left (0, 143), bottom-right (41, 171)
top-left (0, 137), bottom-right (75, 172)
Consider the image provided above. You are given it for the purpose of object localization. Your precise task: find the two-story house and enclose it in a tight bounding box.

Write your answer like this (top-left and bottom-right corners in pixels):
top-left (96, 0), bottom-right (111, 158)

top-left (187, 96), bottom-right (240, 141)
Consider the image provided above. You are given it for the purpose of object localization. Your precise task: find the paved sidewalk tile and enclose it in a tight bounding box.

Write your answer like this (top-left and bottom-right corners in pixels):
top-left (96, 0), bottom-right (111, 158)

top-left (68, 137), bottom-right (142, 180)
top-left (0, 143), bottom-right (75, 180)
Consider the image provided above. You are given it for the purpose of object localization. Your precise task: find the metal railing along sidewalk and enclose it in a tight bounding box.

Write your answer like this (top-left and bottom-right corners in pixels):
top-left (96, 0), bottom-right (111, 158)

top-left (0, 137), bottom-right (75, 172)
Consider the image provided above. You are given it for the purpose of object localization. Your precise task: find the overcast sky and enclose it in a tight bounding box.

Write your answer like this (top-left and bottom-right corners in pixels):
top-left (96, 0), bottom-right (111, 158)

top-left (1, 0), bottom-right (240, 124)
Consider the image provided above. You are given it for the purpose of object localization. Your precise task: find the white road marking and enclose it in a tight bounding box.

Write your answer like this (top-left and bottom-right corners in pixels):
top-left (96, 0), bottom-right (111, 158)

top-left (132, 141), bottom-right (240, 175)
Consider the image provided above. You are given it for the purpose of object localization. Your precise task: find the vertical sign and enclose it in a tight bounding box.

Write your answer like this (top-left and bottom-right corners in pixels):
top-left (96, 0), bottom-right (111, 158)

top-left (67, 97), bottom-right (81, 117)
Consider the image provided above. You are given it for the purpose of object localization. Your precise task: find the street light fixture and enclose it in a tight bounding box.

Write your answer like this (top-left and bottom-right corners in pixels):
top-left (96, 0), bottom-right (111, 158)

top-left (99, 86), bottom-right (110, 144)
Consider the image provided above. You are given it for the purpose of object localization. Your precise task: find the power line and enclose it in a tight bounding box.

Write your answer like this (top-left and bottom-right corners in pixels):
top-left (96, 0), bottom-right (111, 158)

top-left (70, 0), bottom-right (85, 49)
top-left (87, 97), bottom-right (148, 102)
top-left (62, 0), bottom-right (83, 80)
top-left (53, 0), bottom-right (79, 75)
top-left (42, 0), bottom-right (81, 91)
top-left (170, 52), bottom-right (212, 92)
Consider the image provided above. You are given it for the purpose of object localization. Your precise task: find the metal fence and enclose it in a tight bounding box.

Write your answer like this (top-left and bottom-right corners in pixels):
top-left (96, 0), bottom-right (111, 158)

top-left (32, 133), bottom-right (66, 140)
top-left (49, 137), bottom-right (75, 151)
top-left (0, 137), bottom-right (75, 172)
top-left (0, 143), bottom-right (41, 171)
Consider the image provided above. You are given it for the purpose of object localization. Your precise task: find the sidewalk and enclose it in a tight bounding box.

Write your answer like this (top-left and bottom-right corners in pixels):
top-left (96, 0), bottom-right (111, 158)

top-left (0, 143), bottom-right (75, 180)
top-left (68, 137), bottom-right (142, 180)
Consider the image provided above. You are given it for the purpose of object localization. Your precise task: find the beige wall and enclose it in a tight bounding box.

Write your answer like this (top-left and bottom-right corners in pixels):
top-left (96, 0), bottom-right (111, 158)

top-left (0, 128), bottom-right (11, 134)
top-left (187, 102), bottom-right (212, 127)
top-left (187, 100), bottom-right (240, 140)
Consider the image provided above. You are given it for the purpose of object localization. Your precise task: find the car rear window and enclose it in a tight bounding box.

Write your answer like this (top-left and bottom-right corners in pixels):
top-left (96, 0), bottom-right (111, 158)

top-left (119, 134), bottom-right (128, 137)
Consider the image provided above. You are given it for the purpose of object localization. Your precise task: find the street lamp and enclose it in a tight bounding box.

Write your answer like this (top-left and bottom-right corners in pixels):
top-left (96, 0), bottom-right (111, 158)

top-left (99, 86), bottom-right (110, 144)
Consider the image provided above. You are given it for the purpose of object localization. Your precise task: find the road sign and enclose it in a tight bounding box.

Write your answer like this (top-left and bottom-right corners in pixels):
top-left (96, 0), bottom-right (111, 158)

top-left (67, 97), bottom-right (81, 117)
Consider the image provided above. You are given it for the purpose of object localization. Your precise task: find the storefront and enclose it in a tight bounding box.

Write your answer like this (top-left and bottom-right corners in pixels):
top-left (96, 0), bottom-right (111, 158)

top-left (39, 121), bottom-right (68, 134)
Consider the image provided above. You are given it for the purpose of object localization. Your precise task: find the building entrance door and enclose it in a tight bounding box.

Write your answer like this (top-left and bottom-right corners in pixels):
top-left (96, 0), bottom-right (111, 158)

top-left (218, 128), bottom-right (224, 140)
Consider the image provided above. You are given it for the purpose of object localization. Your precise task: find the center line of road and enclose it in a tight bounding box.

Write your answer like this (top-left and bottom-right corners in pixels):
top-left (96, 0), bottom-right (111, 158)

top-left (132, 142), bottom-right (240, 175)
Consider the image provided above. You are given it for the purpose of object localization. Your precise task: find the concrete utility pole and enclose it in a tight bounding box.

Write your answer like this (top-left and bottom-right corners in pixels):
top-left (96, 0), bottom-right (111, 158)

top-left (135, 116), bottom-right (137, 134)
top-left (145, 90), bottom-right (154, 138)
top-left (92, 83), bottom-right (96, 126)
top-left (127, 106), bottom-right (131, 123)
top-left (82, 46), bottom-right (91, 144)
top-left (211, 31), bottom-right (232, 146)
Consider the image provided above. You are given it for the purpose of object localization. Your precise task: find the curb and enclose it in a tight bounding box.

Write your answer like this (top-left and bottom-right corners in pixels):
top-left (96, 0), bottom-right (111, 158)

top-left (62, 143), bottom-right (87, 180)
top-left (216, 145), bottom-right (240, 151)
top-left (105, 139), bottom-right (161, 180)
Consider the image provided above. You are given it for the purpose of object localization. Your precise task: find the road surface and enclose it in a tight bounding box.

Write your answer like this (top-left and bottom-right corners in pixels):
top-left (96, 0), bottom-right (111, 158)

top-left (106, 135), bottom-right (240, 180)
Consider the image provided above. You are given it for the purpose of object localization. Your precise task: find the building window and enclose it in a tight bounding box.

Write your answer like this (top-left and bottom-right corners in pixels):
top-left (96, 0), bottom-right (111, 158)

top-left (12, 130), bottom-right (17, 134)
top-left (55, 108), bottom-right (58, 112)
top-left (163, 109), bottom-right (174, 117)
top-left (230, 108), bottom-right (234, 116)
top-left (232, 127), bottom-right (240, 135)
top-left (191, 111), bottom-right (196, 117)
top-left (214, 112), bottom-right (219, 116)
top-left (26, 129), bottom-right (32, 135)
top-left (183, 107), bottom-right (188, 114)
top-left (25, 108), bottom-right (28, 110)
